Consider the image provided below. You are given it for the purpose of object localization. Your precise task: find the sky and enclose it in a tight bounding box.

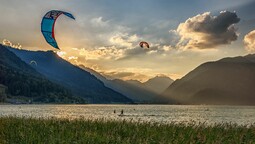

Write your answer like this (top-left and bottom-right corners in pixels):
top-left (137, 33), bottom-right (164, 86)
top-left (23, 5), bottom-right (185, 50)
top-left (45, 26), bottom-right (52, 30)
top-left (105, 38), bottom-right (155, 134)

top-left (1, 0), bottom-right (255, 82)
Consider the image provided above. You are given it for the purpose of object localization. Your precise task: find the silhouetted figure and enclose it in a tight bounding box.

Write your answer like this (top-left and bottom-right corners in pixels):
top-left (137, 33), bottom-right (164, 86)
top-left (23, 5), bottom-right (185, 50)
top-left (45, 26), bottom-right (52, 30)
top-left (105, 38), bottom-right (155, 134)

top-left (121, 109), bottom-right (124, 115)
top-left (114, 110), bottom-right (116, 114)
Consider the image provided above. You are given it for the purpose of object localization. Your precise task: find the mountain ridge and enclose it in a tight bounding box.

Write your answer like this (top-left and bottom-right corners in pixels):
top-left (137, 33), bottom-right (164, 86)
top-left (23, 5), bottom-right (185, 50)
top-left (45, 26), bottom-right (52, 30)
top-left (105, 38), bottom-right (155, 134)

top-left (80, 65), bottom-right (173, 103)
top-left (8, 47), bottom-right (133, 104)
top-left (162, 54), bottom-right (255, 105)
top-left (0, 44), bottom-right (85, 103)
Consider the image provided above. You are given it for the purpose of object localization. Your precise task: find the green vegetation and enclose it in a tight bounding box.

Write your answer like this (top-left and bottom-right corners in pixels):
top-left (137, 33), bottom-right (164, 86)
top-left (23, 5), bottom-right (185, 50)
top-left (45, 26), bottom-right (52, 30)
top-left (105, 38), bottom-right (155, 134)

top-left (0, 117), bottom-right (255, 144)
top-left (0, 64), bottom-right (85, 103)
top-left (0, 84), bottom-right (7, 102)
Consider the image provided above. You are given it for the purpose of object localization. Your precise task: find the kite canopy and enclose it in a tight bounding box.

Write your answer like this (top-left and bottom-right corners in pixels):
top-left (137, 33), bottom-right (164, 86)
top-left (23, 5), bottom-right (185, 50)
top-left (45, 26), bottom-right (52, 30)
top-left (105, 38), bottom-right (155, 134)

top-left (139, 41), bottom-right (150, 48)
top-left (30, 60), bottom-right (37, 66)
top-left (41, 10), bottom-right (75, 49)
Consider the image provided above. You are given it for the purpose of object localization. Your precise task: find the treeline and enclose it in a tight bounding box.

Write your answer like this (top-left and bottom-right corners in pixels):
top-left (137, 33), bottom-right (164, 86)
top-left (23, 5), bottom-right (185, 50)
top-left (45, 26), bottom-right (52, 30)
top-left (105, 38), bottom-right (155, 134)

top-left (0, 64), bottom-right (85, 103)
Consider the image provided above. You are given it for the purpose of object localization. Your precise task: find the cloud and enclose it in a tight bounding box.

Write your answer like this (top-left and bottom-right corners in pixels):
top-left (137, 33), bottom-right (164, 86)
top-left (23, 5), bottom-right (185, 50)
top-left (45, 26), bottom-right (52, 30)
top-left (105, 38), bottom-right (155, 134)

top-left (100, 68), bottom-right (181, 82)
top-left (244, 30), bottom-right (255, 52)
top-left (90, 17), bottom-right (110, 27)
top-left (122, 43), bottom-right (174, 58)
top-left (57, 45), bottom-right (126, 62)
top-left (78, 46), bottom-right (125, 60)
top-left (68, 56), bottom-right (78, 60)
top-left (2, 39), bottom-right (22, 49)
top-left (176, 11), bottom-right (240, 50)
top-left (101, 69), bottom-right (152, 82)
top-left (162, 45), bottom-right (173, 52)
top-left (104, 71), bottom-right (136, 78)
top-left (56, 51), bottom-right (67, 58)
top-left (109, 33), bottom-right (139, 48)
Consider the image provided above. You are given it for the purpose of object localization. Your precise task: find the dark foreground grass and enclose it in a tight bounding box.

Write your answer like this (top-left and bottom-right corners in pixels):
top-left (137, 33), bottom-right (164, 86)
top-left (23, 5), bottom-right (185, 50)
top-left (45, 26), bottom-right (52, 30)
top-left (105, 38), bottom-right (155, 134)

top-left (0, 117), bottom-right (255, 144)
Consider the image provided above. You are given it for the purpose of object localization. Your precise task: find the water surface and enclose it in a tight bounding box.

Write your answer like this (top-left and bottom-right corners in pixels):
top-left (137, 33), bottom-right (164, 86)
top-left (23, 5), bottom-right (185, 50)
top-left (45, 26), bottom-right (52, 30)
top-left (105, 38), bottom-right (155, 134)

top-left (0, 105), bottom-right (255, 125)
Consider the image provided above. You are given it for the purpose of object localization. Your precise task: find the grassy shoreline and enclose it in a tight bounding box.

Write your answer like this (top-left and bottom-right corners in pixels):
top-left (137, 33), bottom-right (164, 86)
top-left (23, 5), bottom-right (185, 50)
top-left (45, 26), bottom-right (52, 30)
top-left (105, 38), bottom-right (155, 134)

top-left (0, 117), bottom-right (255, 143)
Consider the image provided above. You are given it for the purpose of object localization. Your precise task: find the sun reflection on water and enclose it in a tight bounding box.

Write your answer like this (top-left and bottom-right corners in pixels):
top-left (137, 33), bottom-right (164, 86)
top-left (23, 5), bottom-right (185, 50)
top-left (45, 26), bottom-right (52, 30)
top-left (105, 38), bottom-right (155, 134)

top-left (0, 105), bottom-right (255, 125)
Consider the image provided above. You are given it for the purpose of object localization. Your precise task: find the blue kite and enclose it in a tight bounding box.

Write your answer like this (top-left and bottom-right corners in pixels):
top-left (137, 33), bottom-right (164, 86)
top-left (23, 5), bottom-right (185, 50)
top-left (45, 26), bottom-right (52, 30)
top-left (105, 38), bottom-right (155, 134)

top-left (41, 10), bottom-right (75, 49)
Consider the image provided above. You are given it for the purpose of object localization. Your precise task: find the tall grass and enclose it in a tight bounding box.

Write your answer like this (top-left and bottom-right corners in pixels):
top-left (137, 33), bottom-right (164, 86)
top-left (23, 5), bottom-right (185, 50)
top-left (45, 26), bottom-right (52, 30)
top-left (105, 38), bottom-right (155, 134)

top-left (0, 117), bottom-right (255, 144)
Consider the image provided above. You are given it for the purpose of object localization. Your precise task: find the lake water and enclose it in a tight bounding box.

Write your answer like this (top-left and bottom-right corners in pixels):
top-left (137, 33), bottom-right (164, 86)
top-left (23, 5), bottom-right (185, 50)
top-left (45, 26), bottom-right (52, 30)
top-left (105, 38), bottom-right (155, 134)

top-left (0, 105), bottom-right (255, 125)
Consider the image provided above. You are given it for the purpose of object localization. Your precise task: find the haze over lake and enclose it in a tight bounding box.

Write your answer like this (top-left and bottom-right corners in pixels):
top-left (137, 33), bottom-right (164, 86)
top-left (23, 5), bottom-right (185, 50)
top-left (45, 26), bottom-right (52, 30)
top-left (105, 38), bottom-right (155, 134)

top-left (1, 105), bottom-right (255, 125)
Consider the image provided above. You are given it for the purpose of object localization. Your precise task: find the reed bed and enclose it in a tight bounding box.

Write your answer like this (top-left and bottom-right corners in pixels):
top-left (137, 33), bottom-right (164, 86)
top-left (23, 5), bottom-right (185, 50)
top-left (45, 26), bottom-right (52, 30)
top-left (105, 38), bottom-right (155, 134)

top-left (0, 117), bottom-right (255, 144)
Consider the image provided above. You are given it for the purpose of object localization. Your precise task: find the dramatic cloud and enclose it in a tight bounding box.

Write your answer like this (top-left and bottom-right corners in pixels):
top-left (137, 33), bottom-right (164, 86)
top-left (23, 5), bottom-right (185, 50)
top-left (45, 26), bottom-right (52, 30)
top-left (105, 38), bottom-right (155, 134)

top-left (1, 1), bottom-right (251, 82)
top-left (176, 11), bottom-right (240, 50)
top-left (244, 30), bottom-right (255, 52)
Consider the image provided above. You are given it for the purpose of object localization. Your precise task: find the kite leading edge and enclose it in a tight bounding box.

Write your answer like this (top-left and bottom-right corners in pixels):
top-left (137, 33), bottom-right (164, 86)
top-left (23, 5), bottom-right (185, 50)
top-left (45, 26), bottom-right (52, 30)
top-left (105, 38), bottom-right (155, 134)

top-left (41, 10), bottom-right (75, 49)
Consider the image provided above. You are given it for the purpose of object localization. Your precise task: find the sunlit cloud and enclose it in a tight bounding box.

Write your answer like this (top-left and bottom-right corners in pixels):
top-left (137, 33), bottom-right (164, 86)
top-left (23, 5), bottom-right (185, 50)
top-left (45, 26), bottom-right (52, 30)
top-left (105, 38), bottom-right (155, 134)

top-left (56, 51), bottom-right (67, 58)
top-left (147, 50), bottom-right (158, 55)
top-left (78, 46), bottom-right (125, 60)
top-left (109, 33), bottom-right (139, 48)
top-left (68, 56), bottom-right (78, 60)
top-left (2, 39), bottom-right (22, 49)
top-left (176, 11), bottom-right (240, 50)
top-left (1, 1), bottom-right (252, 82)
top-left (99, 68), bottom-right (182, 82)
top-left (244, 30), bottom-right (255, 53)
top-left (162, 45), bottom-right (173, 52)
top-left (100, 68), bottom-right (155, 82)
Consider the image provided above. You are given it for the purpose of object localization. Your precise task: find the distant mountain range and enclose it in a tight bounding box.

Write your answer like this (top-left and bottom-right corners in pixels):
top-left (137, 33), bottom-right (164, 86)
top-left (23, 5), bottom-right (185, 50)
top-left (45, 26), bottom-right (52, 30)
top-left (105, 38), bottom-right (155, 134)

top-left (8, 47), bottom-right (132, 104)
top-left (162, 55), bottom-right (255, 105)
top-left (4, 44), bottom-right (255, 105)
top-left (143, 76), bottom-right (174, 94)
top-left (80, 65), bottom-right (173, 103)
top-left (0, 44), bottom-right (85, 104)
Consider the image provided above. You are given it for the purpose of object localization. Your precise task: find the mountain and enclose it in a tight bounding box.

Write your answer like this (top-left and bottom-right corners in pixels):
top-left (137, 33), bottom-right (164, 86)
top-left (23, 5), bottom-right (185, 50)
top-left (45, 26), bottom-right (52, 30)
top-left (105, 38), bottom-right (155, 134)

top-left (110, 79), bottom-right (161, 103)
top-left (8, 47), bottom-right (132, 104)
top-left (126, 80), bottom-right (143, 87)
top-left (80, 66), bottom-right (172, 103)
top-left (0, 44), bottom-right (85, 104)
top-left (162, 55), bottom-right (255, 105)
top-left (143, 76), bottom-right (174, 94)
